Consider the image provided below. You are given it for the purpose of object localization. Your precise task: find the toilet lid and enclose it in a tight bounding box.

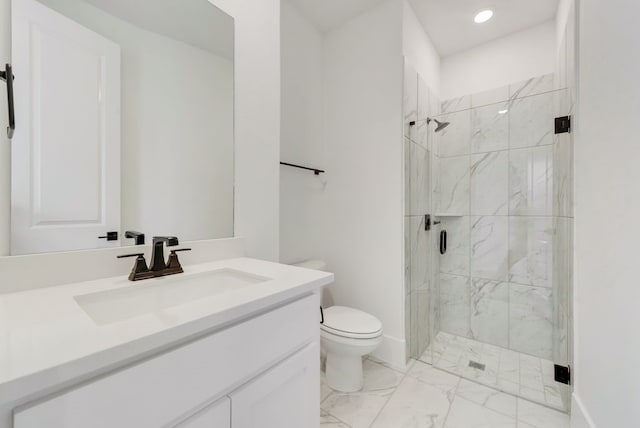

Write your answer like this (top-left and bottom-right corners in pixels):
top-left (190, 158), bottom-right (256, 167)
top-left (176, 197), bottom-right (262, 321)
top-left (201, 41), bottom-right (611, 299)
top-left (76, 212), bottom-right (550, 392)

top-left (321, 306), bottom-right (383, 338)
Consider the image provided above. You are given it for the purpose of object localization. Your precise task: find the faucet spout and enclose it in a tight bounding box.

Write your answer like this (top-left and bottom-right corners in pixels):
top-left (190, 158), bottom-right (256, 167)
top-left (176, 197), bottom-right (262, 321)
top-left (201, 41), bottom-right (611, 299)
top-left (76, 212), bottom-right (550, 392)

top-left (150, 236), bottom-right (179, 271)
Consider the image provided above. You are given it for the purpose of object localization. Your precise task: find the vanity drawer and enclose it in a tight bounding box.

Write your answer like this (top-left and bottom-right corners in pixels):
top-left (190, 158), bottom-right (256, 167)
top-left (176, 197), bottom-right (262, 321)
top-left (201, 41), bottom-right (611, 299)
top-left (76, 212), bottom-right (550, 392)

top-left (14, 294), bottom-right (319, 428)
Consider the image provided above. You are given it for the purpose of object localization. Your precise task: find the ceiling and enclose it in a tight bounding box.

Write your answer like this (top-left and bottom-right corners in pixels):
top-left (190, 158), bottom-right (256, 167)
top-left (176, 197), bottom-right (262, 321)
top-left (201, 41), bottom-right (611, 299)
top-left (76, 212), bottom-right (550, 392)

top-left (409, 0), bottom-right (559, 56)
top-left (286, 0), bottom-right (387, 33)
top-left (287, 0), bottom-right (559, 57)
top-left (84, 0), bottom-right (234, 59)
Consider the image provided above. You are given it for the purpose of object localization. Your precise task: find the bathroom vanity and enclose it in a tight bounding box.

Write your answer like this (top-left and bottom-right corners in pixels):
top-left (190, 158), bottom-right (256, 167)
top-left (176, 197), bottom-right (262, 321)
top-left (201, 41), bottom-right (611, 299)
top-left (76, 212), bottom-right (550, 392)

top-left (0, 257), bottom-right (333, 428)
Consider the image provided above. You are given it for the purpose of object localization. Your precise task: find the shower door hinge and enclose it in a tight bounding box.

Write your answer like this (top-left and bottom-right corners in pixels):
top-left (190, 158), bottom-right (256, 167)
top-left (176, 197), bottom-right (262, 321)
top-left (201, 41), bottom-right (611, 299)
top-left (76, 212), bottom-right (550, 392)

top-left (554, 364), bottom-right (571, 385)
top-left (555, 116), bottom-right (571, 134)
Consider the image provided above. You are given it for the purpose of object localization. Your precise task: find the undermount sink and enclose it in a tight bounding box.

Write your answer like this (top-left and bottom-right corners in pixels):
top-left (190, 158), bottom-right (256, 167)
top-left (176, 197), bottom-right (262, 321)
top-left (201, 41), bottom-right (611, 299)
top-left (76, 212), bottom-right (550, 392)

top-left (74, 269), bottom-right (271, 325)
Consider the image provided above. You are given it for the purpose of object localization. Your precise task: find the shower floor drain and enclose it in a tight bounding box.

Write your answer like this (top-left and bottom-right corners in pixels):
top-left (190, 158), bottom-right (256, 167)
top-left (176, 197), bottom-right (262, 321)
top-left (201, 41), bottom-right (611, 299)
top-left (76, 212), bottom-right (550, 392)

top-left (468, 360), bottom-right (486, 371)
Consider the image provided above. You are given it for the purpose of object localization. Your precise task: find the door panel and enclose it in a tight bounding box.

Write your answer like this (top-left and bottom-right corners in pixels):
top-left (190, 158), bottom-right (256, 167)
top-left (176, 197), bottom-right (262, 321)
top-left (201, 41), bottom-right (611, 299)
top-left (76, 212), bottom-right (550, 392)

top-left (230, 343), bottom-right (319, 428)
top-left (11, 0), bottom-right (120, 255)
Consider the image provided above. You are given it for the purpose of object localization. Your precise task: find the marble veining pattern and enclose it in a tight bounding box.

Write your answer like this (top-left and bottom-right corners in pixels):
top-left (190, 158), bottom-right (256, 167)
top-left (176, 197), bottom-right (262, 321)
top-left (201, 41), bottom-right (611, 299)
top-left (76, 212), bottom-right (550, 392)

top-left (509, 74), bottom-right (554, 100)
top-left (441, 95), bottom-right (471, 114)
top-left (439, 110), bottom-right (471, 158)
top-left (470, 216), bottom-right (509, 281)
top-left (436, 76), bottom-right (570, 383)
top-left (470, 279), bottom-right (509, 348)
top-left (509, 217), bottom-right (554, 288)
top-left (471, 151), bottom-right (509, 215)
top-left (553, 134), bottom-right (572, 218)
top-left (421, 333), bottom-right (567, 412)
top-left (430, 74), bottom-right (571, 411)
top-left (509, 284), bottom-right (553, 359)
top-left (471, 103), bottom-right (509, 153)
top-left (409, 142), bottom-right (431, 216)
top-left (439, 216), bottom-right (470, 276)
top-left (509, 92), bottom-right (554, 149)
top-left (439, 156), bottom-right (470, 215)
top-left (509, 146), bottom-right (553, 216)
top-left (472, 86), bottom-right (510, 109)
top-left (440, 274), bottom-right (471, 338)
top-left (321, 356), bottom-right (569, 427)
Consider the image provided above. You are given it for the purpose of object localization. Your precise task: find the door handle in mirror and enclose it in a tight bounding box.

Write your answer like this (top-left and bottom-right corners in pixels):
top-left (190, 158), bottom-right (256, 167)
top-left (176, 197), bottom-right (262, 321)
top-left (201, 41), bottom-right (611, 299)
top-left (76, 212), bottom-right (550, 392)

top-left (99, 231), bottom-right (119, 241)
top-left (0, 64), bottom-right (15, 139)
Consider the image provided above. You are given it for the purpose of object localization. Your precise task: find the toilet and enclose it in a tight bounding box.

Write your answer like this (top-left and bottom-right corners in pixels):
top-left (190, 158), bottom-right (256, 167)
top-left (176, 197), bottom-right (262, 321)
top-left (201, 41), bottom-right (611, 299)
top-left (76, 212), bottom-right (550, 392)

top-left (292, 260), bottom-right (383, 393)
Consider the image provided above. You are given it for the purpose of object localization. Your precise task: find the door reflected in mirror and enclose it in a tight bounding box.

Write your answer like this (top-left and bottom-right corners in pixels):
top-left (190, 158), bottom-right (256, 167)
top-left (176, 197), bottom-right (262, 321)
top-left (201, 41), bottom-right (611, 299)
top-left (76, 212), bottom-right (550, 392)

top-left (10, 0), bottom-right (234, 255)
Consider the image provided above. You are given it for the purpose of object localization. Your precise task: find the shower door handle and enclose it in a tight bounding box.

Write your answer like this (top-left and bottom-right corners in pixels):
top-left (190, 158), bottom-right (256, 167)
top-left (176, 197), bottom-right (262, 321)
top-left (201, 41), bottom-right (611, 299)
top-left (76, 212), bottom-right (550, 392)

top-left (440, 230), bottom-right (447, 255)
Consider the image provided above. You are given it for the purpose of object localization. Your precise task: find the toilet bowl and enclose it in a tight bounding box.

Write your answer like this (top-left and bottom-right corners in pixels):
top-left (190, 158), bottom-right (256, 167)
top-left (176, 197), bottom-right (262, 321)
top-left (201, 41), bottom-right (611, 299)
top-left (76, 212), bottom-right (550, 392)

top-left (292, 260), bottom-right (383, 393)
top-left (320, 306), bottom-right (383, 392)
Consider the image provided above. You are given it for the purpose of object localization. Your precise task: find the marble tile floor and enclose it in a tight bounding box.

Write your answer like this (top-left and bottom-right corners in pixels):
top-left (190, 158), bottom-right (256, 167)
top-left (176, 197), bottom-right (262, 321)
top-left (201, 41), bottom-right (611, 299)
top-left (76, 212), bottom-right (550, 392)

top-left (420, 332), bottom-right (567, 411)
top-left (320, 357), bottom-right (570, 428)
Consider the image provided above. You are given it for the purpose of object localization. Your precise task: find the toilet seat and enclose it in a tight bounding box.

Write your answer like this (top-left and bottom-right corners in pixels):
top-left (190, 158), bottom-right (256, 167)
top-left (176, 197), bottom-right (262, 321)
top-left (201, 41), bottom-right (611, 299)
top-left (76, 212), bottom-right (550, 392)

top-left (320, 306), bottom-right (382, 339)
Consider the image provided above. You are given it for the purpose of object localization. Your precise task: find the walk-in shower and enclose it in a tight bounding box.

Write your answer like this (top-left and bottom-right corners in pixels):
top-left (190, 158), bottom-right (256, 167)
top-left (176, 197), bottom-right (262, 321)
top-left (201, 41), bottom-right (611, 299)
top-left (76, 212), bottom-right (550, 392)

top-left (404, 60), bottom-right (574, 414)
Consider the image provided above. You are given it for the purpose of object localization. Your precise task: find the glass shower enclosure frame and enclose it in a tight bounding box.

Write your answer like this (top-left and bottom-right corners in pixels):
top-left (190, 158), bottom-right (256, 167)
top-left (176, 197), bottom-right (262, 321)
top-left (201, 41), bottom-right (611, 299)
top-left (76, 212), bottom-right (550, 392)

top-left (404, 61), bottom-right (573, 413)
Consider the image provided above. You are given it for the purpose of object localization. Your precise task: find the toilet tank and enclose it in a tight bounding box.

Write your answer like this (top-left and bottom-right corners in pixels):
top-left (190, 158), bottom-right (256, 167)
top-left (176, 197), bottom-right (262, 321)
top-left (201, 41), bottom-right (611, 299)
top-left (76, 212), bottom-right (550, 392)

top-left (292, 260), bottom-right (327, 271)
top-left (292, 260), bottom-right (333, 307)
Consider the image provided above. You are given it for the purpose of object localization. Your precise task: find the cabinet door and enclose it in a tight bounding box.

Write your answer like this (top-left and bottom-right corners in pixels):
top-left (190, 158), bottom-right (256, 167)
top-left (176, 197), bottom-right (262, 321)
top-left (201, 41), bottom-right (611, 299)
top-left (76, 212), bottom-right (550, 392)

top-left (175, 397), bottom-right (230, 428)
top-left (230, 343), bottom-right (320, 428)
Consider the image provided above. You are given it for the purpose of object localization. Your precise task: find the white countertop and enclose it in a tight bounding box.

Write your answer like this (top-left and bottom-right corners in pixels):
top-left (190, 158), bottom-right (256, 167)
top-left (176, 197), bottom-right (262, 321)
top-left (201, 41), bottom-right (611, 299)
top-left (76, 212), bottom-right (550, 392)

top-left (0, 258), bottom-right (333, 405)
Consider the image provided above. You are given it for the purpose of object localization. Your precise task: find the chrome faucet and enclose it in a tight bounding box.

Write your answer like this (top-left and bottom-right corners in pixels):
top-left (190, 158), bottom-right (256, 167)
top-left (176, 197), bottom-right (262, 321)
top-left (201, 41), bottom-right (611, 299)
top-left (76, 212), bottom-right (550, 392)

top-left (118, 236), bottom-right (191, 281)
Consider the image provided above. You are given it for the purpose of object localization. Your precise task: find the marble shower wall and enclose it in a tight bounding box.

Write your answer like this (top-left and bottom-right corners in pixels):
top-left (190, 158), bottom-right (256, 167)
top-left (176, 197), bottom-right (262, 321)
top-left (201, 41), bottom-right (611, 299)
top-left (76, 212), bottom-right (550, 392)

top-left (435, 73), bottom-right (572, 361)
top-left (404, 60), bottom-right (440, 360)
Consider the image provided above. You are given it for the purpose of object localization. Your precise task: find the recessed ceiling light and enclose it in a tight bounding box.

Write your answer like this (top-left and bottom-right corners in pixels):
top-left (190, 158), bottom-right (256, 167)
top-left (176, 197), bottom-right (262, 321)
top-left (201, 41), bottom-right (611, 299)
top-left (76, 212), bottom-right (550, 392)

top-left (474, 9), bottom-right (494, 24)
top-left (498, 109), bottom-right (508, 115)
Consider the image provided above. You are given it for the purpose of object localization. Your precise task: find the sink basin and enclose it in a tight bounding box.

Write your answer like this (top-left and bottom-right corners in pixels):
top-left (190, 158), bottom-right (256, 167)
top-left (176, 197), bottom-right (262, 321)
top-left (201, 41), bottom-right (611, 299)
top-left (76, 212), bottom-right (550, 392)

top-left (74, 268), bottom-right (271, 325)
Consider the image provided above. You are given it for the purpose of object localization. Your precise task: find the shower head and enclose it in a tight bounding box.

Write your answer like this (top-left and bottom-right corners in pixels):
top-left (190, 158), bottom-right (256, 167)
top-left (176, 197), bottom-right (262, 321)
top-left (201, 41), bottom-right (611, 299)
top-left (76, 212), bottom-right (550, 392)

top-left (427, 118), bottom-right (450, 132)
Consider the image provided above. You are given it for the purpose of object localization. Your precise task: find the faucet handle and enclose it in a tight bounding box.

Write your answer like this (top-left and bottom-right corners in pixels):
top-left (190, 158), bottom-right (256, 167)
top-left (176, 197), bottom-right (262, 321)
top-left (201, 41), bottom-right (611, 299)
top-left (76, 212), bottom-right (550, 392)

top-left (170, 248), bottom-right (192, 254)
top-left (118, 253), bottom-right (151, 281)
top-left (117, 253), bottom-right (145, 259)
top-left (166, 248), bottom-right (191, 273)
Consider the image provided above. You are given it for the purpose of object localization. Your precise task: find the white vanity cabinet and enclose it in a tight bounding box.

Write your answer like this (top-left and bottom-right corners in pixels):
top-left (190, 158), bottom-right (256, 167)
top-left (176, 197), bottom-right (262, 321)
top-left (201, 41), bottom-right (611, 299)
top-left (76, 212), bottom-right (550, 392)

top-left (231, 343), bottom-right (319, 428)
top-left (12, 294), bottom-right (321, 428)
top-left (174, 398), bottom-right (231, 428)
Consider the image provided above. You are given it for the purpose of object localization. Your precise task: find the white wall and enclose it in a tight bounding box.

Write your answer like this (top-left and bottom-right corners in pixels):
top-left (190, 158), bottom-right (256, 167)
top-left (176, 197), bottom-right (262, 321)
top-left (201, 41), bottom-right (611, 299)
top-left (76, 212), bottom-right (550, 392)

top-left (279, 1), bottom-right (325, 265)
top-left (211, 0), bottom-right (281, 261)
top-left (402, 1), bottom-right (440, 95)
top-left (440, 20), bottom-right (556, 100)
top-left (0, 0), bottom-right (281, 260)
top-left (320, 0), bottom-right (405, 364)
top-left (573, 0), bottom-right (640, 426)
top-left (280, 0), bottom-right (441, 365)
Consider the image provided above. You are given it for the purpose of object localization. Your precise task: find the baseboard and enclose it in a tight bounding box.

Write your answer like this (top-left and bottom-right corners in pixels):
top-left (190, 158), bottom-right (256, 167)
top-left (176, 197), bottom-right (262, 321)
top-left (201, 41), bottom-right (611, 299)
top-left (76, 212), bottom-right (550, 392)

top-left (571, 393), bottom-right (597, 428)
top-left (370, 334), bottom-right (406, 368)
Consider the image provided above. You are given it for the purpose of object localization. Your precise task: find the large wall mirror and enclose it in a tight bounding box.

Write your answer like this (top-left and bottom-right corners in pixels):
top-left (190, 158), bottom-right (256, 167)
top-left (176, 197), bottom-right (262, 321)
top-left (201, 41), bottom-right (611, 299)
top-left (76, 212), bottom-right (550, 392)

top-left (9, 0), bottom-right (234, 255)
